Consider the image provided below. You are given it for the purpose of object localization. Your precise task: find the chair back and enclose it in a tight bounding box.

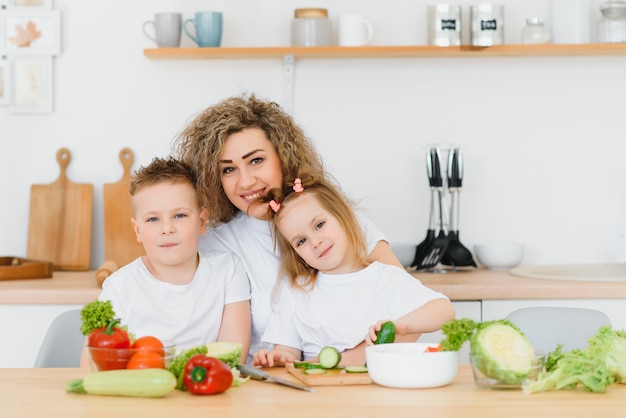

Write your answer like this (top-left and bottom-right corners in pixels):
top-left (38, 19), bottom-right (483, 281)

top-left (34, 309), bottom-right (84, 368)
top-left (505, 307), bottom-right (611, 354)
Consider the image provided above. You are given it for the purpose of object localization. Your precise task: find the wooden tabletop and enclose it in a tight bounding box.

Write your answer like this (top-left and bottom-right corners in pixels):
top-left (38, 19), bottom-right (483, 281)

top-left (2, 366), bottom-right (625, 418)
top-left (3, 268), bottom-right (626, 305)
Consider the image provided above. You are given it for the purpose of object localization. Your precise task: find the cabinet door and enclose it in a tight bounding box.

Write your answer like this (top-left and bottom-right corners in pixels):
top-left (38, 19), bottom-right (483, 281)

top-left (418, 301), bottom-right (482, 365)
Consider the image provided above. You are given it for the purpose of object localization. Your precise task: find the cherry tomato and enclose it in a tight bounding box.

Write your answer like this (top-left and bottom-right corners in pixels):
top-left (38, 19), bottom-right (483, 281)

top-left (132, 336), bottom-right (164, 356)
top-left (127, 350), bottom-right (165, 369)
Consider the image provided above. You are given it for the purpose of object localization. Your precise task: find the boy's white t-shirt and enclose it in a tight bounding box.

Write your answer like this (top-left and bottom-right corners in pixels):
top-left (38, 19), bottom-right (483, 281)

top-left (98, 251), bottom-right (250, 351)
top-left (261, 261), bottom-right (449, 360)
top-left (199, 211), bottom-right (386, 361)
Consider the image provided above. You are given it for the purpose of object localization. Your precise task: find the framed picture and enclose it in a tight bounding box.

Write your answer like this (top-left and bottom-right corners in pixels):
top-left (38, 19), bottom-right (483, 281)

top-left (8, 55), bottom-right (53, 113)
top-left (0, 58), bottom-right (11, 106)
top-left (2, 0), bottom-right (52, 9)
top-left (0, 8), bottom-right (60, 55)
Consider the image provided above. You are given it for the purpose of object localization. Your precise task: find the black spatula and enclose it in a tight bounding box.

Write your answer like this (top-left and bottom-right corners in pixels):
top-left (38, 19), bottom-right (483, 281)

top-left (411, 150), bottom-right (438, 267)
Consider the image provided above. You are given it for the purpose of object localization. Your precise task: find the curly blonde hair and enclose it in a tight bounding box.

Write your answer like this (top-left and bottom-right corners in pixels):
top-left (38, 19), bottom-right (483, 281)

top-left (259, 174), bottom-right (369, 291)
top-left (173, 93), bottom-right (327, 226)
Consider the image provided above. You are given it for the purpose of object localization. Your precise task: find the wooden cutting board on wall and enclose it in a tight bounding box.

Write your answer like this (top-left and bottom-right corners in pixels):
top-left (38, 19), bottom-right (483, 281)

top-left (97, 148), bottom-right (144, 285)
top-left (27, 148), bottom-right (93, 271)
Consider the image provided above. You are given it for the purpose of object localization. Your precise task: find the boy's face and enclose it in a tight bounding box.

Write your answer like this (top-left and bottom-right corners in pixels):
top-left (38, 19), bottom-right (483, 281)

top-left (131, 181), bottom-right (207, 270)
top-left (276, 193), bottom-right (353, 275)
top-left (219, 127), bottom-right (283, 220)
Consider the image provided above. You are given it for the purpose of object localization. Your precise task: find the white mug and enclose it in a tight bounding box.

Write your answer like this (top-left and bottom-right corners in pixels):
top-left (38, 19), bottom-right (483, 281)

top-left (143, 12), bottom-right (182, 48)
top-left (339, 14), bottom-right (373, 46)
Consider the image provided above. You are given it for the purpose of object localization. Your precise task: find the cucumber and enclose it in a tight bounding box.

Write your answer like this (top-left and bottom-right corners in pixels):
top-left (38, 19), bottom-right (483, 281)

top-left (66, 369), bottom-right (177, 398)
top-left (375, 321), bottom-right (396, 345)
top-left (345, 366), bottom-right (368, 373)
top-left (303, 368), bottom-right (326, 375)
top-left (293, 361), bottom-right (324, 369)
top-left (318, 346), bottom-right (342, 369)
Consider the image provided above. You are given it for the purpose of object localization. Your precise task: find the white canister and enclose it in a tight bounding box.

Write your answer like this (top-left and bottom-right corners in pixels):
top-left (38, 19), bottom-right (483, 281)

top-left (470, 4), bottom-right (504, 46)
top-left (291, 8), bottom-right (333, 47)
top-left (551, 0), bottom-right (590, 44)
top-left (427, 5), bottom-right (462, 46)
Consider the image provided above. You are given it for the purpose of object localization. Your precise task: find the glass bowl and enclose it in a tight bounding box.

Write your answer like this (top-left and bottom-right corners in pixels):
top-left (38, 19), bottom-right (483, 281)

top-left (469, 351), bottom-right (545, 389)
top-left (87, 341), bottom-right (176, 371)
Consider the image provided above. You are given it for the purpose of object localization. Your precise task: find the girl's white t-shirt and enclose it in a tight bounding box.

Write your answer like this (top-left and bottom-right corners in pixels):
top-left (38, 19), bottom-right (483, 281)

top-left (262, 261), bottom-right (449, 360)
top-left (98, 251), bottom-right (250, 351)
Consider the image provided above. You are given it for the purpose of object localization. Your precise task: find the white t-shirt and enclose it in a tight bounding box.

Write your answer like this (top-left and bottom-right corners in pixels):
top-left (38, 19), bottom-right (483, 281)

top-left (98, 251), bottom-right (250, 351)
top-left (262, 261), bottom-right (449, 360)
top-left (199, 211), bottom-right (386, 361)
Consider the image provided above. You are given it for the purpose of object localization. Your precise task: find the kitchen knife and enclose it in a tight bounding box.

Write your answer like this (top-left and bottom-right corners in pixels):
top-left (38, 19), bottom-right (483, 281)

top-left (237, 364), bottom-right (317, 392)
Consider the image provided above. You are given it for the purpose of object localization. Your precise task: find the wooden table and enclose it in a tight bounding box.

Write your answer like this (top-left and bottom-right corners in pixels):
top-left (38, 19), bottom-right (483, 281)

top-left (2, 366), bottom-right (625, 417)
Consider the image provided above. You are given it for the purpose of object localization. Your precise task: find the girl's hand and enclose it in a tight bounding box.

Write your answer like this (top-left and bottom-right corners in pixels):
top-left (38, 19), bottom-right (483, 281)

top-left (252, 349), bottom-right (296, 367)
top-left (366, 320), bottom-right (393, 345)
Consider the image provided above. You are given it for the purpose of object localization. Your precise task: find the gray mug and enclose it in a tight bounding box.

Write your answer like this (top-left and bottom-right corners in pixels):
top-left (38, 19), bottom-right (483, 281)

top-left (143, 12), bottom-right (182, 48)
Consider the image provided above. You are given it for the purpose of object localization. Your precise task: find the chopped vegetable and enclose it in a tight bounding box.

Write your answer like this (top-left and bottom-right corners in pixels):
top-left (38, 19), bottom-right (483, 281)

top-left (183, 354), bottom-right (233, 395)
top-left (318, 346), bottom-right (342, 369)
top-left (345, 366), bottom-right (368, 373)
top-left (304, 368), bottom-right (327, 375)
top-left (470, 319), bottom-right (536, 385)
top-left (439, 318), bottom-right (477, 351)
top-left (425, 343), bottom-right (443, 353)
top-left (293, 361), bottom-right (325, 369)
top-left (524, 325), bottom-right (626, 394)
top-left (204, 341), bottom-right (243, 368)
top-left (65, 369), bottom-right (176, 398)
top-left (375, 321), bottom-right (396, 345)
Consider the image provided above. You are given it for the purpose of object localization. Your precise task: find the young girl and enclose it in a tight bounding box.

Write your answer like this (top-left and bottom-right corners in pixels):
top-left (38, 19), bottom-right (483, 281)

top-left (251, 174), bottom-right (455, 367)
top-left (174, 94), bottom-right (405, 363)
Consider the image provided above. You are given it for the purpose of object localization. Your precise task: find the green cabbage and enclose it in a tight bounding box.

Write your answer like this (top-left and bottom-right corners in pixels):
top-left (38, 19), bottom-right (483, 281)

top-left (470, 319), bottom-right (535, 385)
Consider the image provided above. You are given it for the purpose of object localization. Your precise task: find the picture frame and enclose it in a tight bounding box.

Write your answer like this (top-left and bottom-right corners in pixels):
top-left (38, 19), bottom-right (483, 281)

top-left (0, 57), bottom-right (11, 106)
top-left (4, 0), bottom-right (53, 9)
top-left (8, 55), bottom-right (53, 113)
top-left (0, 8), bottom-right (60, 55)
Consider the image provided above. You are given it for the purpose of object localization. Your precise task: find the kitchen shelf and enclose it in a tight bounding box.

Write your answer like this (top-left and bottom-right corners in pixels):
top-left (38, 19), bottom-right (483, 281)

top-left (144, 43), bottom-right (626, 59)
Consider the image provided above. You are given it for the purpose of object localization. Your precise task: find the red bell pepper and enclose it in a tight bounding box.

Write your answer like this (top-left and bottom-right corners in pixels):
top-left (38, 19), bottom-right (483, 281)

top-left (183, 354), bottom-right (233, 395)
top-left (87, 319), bottom-right (132, 370)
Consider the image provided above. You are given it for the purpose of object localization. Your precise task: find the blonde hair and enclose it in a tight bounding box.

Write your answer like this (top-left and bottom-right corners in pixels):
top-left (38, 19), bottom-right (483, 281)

top-left (260, 174), bottom-right (369, 291)
top-left (173, 93), bottom-right (327, 226)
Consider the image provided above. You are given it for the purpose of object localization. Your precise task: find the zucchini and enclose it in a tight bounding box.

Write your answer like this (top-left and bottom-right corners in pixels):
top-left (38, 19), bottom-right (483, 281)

top-left (375, 321), bottom-right (396, 345)
top-left (345, 366), bottom-right (368, 373)
top-left (66, 369), bottom-right (176, 398)
top-left (318, 346), bottom-right (341, 369)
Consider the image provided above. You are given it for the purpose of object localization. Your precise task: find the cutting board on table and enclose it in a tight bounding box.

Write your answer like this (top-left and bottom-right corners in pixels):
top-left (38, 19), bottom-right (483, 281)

top-left (27, 148), bottom-right (93, 271)
top-left (286, 363), bottom-right (372, 386)
top-left (98, 148), bottom-right (144, 284)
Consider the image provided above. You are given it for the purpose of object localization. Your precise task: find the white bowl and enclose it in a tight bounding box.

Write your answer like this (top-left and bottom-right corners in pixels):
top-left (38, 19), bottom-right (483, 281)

top-left (391, 243), bottom-right (417, 268)
top-left (365, 342), bottom-right (459, 388)
top-left (473, 243), bottom-right (524, 270)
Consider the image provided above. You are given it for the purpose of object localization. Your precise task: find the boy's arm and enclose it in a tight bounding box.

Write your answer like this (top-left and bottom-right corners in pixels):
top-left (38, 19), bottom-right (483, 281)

top-left (218, 300), bottom-right (251, 364)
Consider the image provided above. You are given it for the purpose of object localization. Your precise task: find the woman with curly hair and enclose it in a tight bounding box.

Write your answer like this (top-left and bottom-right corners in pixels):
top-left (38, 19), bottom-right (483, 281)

top-left (174, 93), bottom-right (403, 363)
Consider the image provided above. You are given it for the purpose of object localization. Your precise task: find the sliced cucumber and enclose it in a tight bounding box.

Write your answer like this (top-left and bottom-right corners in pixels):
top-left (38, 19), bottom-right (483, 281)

top-left (345, 366), bottom-right (368, 373)
top-left (318, 346), bottom-right (342, 369)
top-left (303, 368), bottom-right (326, 375)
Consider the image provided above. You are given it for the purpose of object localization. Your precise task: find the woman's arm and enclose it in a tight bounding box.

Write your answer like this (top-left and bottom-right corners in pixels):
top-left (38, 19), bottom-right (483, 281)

top-left (218, 300), bottom-right (252, 364)
top-left (368, 240), bottom-right (403, 269)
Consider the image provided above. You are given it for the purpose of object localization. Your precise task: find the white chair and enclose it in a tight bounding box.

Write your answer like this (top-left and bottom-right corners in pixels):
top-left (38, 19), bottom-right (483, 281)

top-left (34, 309), bottom-right (84, 368)
top-left (505, 307), bottom-right (611, 354)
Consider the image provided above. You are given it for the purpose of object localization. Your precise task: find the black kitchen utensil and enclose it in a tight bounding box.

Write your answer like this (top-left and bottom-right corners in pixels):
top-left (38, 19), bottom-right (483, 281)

top-left (411, 150), bottom-right (438, 267)
top-left (416, 147), bottom-right (449, 270)
top-left (441, 146), bottom-right (477, 268)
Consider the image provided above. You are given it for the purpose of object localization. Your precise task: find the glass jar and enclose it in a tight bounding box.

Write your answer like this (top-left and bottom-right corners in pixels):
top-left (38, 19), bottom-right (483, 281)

top-left (598, 1), bottom-right (626, 43)
top-left (521, 17), bottom-right (551, 44)
top-left (291, 8), bottom-right (333, 46)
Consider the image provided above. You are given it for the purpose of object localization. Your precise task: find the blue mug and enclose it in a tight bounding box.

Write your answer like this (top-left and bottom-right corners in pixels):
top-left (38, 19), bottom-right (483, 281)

top-left (184, 11), bottom-right (223, 47)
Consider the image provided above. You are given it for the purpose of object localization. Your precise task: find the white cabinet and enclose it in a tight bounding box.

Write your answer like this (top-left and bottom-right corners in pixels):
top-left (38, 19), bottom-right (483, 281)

top-left (482, 299), bottom-right (626, 331)
top-left (419, 301), bottom-right (482, 364)
top-left (0, 304), bottom-right (83, 368)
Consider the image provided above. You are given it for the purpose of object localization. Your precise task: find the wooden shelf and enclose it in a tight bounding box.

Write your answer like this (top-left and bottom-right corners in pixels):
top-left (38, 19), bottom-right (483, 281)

top-left (144, 43), bottom-right (626, 59)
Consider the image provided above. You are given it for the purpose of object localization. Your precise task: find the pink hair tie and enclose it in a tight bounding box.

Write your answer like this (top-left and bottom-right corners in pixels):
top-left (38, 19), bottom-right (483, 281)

top-left (269, 200), bottom-right (281, 213)
top-left (293, 178), bottom-right (304, 193)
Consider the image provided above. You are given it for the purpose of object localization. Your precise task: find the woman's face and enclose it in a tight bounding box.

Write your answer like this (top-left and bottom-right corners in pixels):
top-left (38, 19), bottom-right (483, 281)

top-left (219, 127), bottom-right (283, 220)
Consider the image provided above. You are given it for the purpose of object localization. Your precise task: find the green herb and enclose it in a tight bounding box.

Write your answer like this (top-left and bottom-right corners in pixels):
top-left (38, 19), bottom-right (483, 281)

top-left (439, 318), bottom-right (477, 351)
top-left (80, 300), bottom-right (116, 336)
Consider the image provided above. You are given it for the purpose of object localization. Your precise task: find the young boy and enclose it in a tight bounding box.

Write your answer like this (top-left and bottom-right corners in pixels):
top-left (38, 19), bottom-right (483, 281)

top-left (82, 157), bottom-right (250, 365)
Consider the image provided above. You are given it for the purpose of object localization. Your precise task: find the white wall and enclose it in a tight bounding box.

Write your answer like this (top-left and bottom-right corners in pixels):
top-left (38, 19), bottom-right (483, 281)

top-left (2, 0), bottom-right (625, 270)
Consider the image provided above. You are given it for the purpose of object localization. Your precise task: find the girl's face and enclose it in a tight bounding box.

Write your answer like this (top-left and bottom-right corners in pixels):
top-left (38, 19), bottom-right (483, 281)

top-left (276, 193), bottom-right (357, 275)
top-left (219, 127), bottom-right (283, 220)
top-left (131, 181), bottom-right (207, 272)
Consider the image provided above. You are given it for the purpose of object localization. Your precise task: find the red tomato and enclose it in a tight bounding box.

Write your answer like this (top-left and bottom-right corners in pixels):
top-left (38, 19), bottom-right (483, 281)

top-left (132, 336), bottom-right (164, 356)
top-left (127, 351), bottom-right (165, 369)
